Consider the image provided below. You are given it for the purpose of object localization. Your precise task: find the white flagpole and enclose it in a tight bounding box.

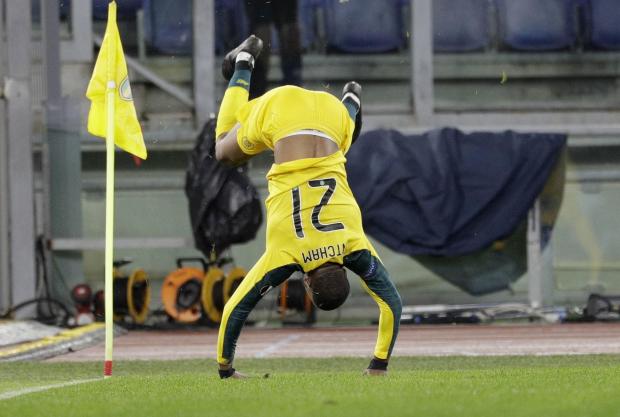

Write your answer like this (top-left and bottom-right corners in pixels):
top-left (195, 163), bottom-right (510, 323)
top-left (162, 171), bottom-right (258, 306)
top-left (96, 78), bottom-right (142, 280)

top-left (103, 1), bottom-right (117, 378)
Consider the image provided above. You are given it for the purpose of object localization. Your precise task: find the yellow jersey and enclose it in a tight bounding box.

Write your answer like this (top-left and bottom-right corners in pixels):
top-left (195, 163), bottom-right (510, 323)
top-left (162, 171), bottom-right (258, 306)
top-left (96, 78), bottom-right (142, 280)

top-left (235, 85), bottom-right (356, 156)
top-left (265, 152), bottom-right (377, 272)
top-left (235, 85), bottom-right (375, 272)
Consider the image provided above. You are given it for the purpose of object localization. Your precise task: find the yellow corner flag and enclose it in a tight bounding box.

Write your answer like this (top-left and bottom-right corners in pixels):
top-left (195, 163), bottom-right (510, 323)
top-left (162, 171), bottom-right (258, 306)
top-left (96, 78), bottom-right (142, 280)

top-left (86, 1), bottom-right (147, 160)
top-left (85, 1), bottom-right (147, 379)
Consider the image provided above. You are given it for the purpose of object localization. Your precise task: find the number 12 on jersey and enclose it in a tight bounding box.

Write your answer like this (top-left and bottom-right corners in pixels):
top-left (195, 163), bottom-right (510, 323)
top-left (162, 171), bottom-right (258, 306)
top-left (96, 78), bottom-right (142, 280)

top-left (291, 178), bottom-right (345, 238)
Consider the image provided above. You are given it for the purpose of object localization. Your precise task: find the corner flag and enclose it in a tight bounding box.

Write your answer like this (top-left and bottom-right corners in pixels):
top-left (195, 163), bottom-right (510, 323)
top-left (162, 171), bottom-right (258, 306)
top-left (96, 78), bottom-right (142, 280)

top-left (86, 1), bottom-right (147, 160)
top-left (85, 1), bottom-right (147, 378)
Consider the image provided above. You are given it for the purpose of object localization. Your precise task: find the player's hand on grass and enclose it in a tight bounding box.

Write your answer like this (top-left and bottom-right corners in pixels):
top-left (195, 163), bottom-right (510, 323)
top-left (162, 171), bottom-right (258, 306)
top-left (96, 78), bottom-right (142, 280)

top-left (364, 357), bottom-right (388, 376)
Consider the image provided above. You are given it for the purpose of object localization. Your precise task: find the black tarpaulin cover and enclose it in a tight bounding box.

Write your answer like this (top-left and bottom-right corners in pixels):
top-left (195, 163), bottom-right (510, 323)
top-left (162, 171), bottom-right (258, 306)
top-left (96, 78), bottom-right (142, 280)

top-left (185, 119), bottom-right (263, 258)
top-left (346, 128), bottom-right (566, 258)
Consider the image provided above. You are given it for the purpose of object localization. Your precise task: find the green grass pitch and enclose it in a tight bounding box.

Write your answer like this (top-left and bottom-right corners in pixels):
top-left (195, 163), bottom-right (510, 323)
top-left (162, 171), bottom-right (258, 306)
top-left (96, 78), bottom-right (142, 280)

top-left (1, 355), bottom-right (619, 417)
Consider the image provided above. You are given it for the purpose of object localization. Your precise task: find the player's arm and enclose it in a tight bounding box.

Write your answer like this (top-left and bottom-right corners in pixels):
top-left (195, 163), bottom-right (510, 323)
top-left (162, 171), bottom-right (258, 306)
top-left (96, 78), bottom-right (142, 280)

top-left (217, 262), bottom-right (301, 379)
top-left (215, 124), bottom-right (252, 166)
top-left (344, 249), bottom-right (402, 375)
top-left (360, 262), bottom-right (401, 375)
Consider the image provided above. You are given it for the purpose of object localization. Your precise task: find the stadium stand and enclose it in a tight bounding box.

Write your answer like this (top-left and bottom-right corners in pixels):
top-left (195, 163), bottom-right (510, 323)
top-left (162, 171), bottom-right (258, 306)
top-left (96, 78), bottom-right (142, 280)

top-left (34, 0), bottom-right (142, 22)
top-left (143, 0), bottom-right (193, 55)
top-left (322, 0), bottom-right (405, 53)
top-left (432, 0), bottom-right (490, 52)
top-left (104, 0), bottom-right (620, 117)
top-left (138, 0), bottom-right (321, 57)
top-left (496, 0), bottom-right (578, 51)
top-left (585, 0), bottom-right (620, 50)
top-left (144, 0), bottom-right (313, 57)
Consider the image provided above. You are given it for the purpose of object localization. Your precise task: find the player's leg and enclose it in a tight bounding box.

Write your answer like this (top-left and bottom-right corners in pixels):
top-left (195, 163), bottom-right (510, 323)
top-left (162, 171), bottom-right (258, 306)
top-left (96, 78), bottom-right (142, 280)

top-left (344, 249), bottom-right (401, 373)
top-left (215, 35), bottom-right (263, 139)
top-left (217, 254), bottom-right (301, 378)
top-left (342, 81), bottom-right (363, 143)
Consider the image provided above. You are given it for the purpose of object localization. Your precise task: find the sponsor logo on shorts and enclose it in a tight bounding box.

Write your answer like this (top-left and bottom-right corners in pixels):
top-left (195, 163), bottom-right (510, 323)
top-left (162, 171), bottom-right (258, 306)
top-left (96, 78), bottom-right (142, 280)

top-left (301, 243), bottom-right (345, 263)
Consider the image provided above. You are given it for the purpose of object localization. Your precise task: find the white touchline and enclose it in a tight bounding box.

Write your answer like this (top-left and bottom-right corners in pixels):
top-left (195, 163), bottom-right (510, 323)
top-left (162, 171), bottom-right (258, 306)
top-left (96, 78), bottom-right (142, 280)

top-left (254, 334), bottom-right (301, 358)
top-left (0, 378), bottom-right (101, 401)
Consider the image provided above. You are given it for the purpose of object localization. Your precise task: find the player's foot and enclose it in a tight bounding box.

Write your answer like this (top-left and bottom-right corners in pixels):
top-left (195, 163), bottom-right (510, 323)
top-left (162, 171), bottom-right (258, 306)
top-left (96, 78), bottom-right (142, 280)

top-left (342, 81), bottom-right (362, 101)
top-left (221, 35), bottom-right (264, 81)
top-left (342, 81), bottom-right (363, 142)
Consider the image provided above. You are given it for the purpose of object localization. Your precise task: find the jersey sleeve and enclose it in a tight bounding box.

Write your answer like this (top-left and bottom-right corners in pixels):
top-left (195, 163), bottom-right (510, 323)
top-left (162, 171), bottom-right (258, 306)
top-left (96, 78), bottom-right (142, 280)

top-left (343, 250), bottom-right (401, 360)
top-left (235, 100), bottom-right (269, 155)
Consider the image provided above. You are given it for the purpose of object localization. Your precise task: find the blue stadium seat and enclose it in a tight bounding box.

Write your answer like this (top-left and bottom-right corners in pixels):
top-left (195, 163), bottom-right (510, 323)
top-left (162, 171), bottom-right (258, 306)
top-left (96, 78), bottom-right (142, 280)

top-left (93, 0), bottom-right (143, 20)
top-left (143, 0), bottom-right (192, 55)
top-left (586, 0), bottom-right (620, 50)
top-left (322, 0), bottom-right (405, 53)
top-left (433, 0), bottom-right (490, 52)
top-left (496, 0), bottom-right (578, 51)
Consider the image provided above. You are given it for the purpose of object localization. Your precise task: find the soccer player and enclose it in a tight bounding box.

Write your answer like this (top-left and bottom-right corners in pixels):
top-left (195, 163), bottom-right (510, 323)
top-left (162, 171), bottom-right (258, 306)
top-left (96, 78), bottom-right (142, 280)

top-left (215, 35), bottom-right (402, 378)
